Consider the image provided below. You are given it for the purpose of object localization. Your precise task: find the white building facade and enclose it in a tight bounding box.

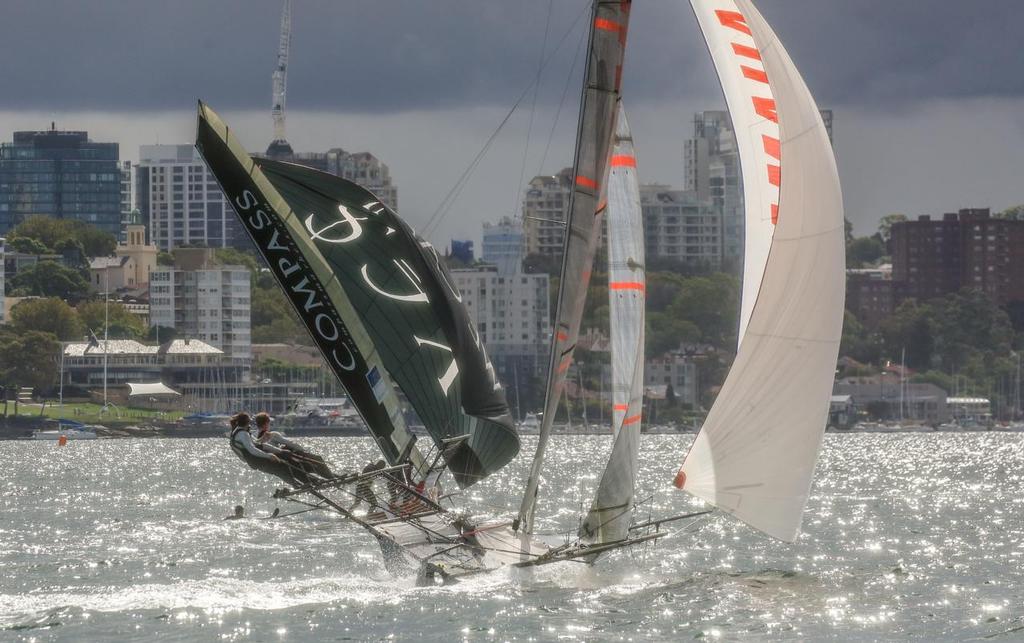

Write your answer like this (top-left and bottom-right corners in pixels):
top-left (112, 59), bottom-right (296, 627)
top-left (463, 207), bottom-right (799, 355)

top-left (149, 250), bottom-right (251, 360)
top-left (640, 184), bottom-right (722, 268)
top-left (137, 145), bottom-right (247, 251)
top-left (451, 265), bottom-right (550, 382)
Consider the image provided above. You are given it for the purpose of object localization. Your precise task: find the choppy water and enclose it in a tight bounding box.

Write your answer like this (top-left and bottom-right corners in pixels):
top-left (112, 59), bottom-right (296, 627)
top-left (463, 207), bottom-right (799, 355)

top-left (2, 434), bottom-right (1024, 641)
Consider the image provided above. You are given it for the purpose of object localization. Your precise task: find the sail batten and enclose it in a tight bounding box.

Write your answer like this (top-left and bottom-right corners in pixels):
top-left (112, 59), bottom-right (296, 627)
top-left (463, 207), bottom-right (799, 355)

top-left (516, 0), bottom-right (632, 535)
top-left (678, 0), bottom-right (845, 542)
top-left (196, 103), bottom-right (518, 489)
top-left (580, 104), bottom-right (645, 545)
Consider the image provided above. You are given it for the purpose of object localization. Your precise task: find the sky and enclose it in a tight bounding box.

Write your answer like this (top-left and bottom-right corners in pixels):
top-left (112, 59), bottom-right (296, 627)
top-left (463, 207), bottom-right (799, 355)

top-left (1, 0), bottom-right (1022, 247)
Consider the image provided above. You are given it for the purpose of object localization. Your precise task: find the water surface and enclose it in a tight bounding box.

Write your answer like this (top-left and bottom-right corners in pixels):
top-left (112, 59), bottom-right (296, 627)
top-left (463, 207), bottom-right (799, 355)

top-left (2, 434), bottom-right (1023, 641)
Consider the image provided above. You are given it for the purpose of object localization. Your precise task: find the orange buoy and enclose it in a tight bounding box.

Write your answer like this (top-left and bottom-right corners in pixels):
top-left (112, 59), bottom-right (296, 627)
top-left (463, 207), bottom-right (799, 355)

top-left (58, 434), bottom-right (68, 447)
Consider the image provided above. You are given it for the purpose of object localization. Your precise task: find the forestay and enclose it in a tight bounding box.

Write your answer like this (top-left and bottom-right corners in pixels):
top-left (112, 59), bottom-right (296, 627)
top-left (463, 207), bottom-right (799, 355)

top-left (579, 104), bottom-right (645, 545)
top-left (675, 0), bottom-right (845, 542)
top-left (517, 0), bottom-right (632, 535)
top-left (196, 103), bottom-right (518, 488)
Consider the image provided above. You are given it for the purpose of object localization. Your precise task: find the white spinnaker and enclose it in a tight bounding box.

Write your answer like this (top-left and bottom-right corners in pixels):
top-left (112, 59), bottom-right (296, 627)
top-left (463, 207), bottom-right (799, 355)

top-left (690, 0), bottom-right (780, 347)
top-left (677, 0), bottom-right (845, 542)
top-left (580, 104), bottom-right (645, 545)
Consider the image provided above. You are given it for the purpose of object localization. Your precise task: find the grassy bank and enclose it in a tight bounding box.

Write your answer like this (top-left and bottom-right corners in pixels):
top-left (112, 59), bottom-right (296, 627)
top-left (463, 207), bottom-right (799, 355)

top-left (3, 401), bottom-right (186, 425)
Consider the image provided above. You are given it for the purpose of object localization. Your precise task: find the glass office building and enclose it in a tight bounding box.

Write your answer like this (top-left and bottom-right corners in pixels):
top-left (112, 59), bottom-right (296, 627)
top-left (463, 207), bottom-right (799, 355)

top-left (0, 128), bottom-right (122, 236)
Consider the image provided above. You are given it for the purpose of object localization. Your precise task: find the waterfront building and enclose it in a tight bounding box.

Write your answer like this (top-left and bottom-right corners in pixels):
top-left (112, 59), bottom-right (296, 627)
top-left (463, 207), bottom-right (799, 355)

top-left (640, 184), bottom-right (722, 268)
top-left (833, 375), bottom-right (950, 424)
top-left (0, 128), bottom-right (122, 236)
top-left (891, 208), bottom-right (1024, 311)
top-left (137, 144), bottom-right (248, 251)
top-left (450, 264), bottom-right (550, 386)
top-left (88, 214), bottom-right (159, 292)
top-left (482, 217), bottom-right (525, 275)
top-left (846, 264), bottom-right (894, 328)
top-left (148, 248), bottom-right (252, 360)
top-left (644, 352), bottom-right (699, 407)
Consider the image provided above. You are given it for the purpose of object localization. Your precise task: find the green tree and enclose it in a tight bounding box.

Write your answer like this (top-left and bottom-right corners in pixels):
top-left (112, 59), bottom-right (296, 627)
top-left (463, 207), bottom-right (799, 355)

top-left (10, 261), bottom-right (90, 302)
top-left (997, 204), bottom-right (1024, 220)
top-left (76, 301), bottom-right (146, 340)
top-left (9, 236), bottom-right (49, 255)
top-left (666, 273), bottom-right (740, 350)
top-left (880, 300), bottom-right (934, 370)
top-left (9, 298), bottom-right (83, 341)
top-left (147, 325), bottom-right (177, 343)
top-left (0, 328), bottom-right (60, 390)
top-left (9, 215), bottom-right (116, 258)
top-left (157, 251), bottom-right (175, 266)
top-left (846, 236), bottom-right (886, 268)
top-left (877, 213), bottom-right (907, 244)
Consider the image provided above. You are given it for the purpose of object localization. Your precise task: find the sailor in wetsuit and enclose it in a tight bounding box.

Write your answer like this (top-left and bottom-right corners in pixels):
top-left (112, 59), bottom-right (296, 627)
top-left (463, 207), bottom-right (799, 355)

top-left (228, 412), bottom-right (300, 487)
top-left (253, 412), bottom-right (338, 480)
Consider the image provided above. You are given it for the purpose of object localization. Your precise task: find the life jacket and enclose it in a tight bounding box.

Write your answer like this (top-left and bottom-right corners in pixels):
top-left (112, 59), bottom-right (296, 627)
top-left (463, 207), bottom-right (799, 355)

top-left (229, 426), bottom-right (258, 469)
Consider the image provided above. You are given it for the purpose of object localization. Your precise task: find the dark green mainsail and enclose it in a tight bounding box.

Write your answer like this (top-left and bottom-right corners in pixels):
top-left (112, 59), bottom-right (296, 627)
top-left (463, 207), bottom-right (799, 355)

top-left (195, 102), bottom-right (518, 487)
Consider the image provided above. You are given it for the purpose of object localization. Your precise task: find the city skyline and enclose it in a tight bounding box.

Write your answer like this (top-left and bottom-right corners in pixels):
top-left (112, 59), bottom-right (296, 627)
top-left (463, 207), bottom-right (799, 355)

top-left (1, 2), bottom-right (1022, 248)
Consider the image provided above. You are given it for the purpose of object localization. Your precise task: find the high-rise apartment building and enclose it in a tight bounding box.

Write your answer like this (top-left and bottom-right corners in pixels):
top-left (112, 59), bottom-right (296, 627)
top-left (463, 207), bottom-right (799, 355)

top-left (119, 160), bottom-right (133, 241)
top-left (891, 208), bottom-right (1024, 310)
top-left (149, 248), bottom-right (252, 361)
top-left (684, 109), bottom-right (833, 264)
top-left (0, 128), bottom-right (121, 236)
top-left (640, 184), bottom-right (722, 268)
top-left (523, 168), bottom-right (572, 257)
top-left (482, 217), bottom-right (525, 275)
top-left (137, 145), bottom-right (248, 251)
top-left (451, 265), bottom-right (550, 384)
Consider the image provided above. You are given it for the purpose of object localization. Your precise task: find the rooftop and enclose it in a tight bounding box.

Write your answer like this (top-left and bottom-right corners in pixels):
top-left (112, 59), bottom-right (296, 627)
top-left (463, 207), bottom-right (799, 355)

top-left (63, 338), bottom-right (222, 357)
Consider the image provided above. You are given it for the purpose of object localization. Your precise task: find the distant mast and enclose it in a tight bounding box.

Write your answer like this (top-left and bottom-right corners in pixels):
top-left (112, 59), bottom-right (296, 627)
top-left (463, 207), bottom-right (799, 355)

top-left (267, 0), bottom-right (294, 159)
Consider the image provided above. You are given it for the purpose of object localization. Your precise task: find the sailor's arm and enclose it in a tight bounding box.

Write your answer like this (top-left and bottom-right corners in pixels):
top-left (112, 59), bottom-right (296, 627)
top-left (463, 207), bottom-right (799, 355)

top-left (268, 431), bottom-right (302, 450)
top-left (236, 431), bottom-right (277, 460)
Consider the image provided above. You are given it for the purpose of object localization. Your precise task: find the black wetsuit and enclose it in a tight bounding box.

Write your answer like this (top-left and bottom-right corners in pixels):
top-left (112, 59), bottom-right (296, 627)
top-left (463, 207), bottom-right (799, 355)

top-left (229, 426), bottom-right (300, 487)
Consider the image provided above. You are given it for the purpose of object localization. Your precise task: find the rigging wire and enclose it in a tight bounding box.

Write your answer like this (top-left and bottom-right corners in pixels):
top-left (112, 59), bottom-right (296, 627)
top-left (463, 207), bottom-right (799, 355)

top-left (422, 0), bottom-right (592, 239)
top-left (510, 0), bottom-right (555, 221)
top-left (533, 16), bottom-right (588, 200)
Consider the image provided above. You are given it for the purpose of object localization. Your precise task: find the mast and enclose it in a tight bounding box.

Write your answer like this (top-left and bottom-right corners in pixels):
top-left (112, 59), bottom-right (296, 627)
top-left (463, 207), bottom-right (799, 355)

top-left (515, 0), bottom-right (632, 534)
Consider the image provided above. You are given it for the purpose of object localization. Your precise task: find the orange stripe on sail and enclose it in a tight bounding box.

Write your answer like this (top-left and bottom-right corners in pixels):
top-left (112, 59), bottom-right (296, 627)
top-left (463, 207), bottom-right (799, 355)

top-left (609, 281), bottom-right (645, 291)
top-left (556, 356), bottom-right (572, 374)
top-left (610, 155), bottom-right (636, 167)
top-left (762, 134), bottom-right (781, 160)
top-left (594, 17), bottom-right (621, 32)
top-left (556, 331), bottom-right (568, 342)
top-left (622, 414), bottom-right (642, 425)
top-left (731, 42), bottom-right (761, 61)
top-left (741, 65), bottom-right (769, 84)
top-left (613, 404), bottom-right (629, 411)
top-left (767, 164), bottom-right (781, 187)
top-left (771, 203), bottom-right (779, 225)
top-left (576, 175), bottom-right (598, 189)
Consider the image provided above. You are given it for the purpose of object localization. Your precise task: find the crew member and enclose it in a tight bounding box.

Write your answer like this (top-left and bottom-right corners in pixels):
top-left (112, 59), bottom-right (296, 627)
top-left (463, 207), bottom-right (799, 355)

top-left (349, 459), bottom-right (386, 514)
top-left (228, 412), bottom-right (299, 486)
top-left (253, 411), bottom-right (338, 480)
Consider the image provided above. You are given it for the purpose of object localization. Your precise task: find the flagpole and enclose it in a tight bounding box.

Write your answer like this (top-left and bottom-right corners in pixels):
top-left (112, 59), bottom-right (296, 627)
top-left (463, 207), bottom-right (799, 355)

top-left (103, 268), bottom-right (109, 412)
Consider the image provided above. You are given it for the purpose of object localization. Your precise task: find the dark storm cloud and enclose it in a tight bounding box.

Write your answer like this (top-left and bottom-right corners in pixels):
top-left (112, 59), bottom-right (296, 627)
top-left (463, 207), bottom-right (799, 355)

top-left (2, 1), bottom-right (1022, 113)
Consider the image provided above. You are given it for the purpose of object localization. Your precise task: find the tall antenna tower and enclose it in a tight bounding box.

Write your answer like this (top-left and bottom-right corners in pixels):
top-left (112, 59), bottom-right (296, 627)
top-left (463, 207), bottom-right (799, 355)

top-left (266, 0), bottom-right (294, 158)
